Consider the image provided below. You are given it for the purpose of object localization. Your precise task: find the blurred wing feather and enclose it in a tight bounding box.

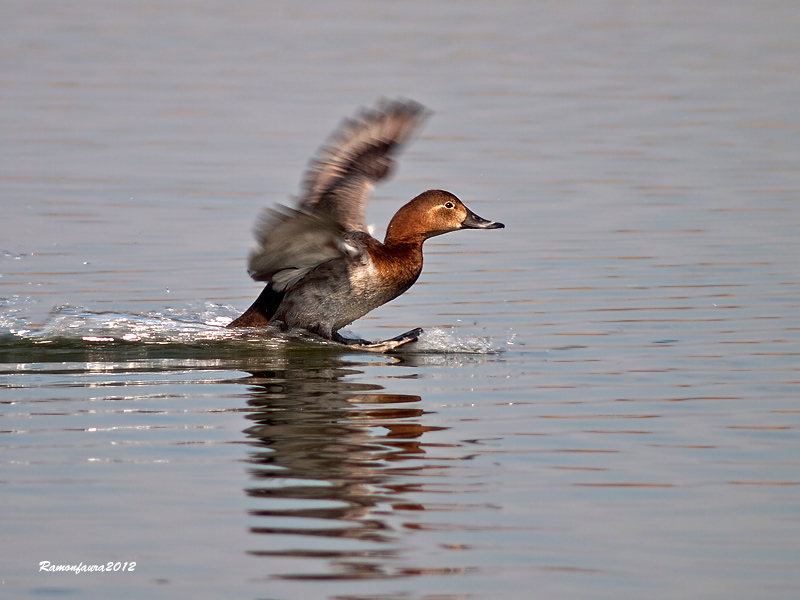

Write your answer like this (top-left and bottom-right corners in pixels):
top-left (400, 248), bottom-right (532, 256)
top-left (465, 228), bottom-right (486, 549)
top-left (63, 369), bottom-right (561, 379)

top-left (247, 206), bottom-right (347, 292)
top-left (297, 97), bottom-right (431, 232)
top-left (246, 98), bottom-right (430, 289)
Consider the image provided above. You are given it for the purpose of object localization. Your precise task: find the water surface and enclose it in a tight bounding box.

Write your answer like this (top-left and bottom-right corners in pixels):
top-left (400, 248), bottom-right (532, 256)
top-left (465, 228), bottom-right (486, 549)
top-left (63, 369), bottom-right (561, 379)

top-left (2, 1), bottom-right (800, 599)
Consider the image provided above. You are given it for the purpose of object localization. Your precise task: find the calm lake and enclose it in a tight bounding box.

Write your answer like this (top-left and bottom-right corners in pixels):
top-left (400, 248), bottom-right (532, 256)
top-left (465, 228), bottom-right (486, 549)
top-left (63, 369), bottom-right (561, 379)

top-left (2, 1), bottom-right (799, 599)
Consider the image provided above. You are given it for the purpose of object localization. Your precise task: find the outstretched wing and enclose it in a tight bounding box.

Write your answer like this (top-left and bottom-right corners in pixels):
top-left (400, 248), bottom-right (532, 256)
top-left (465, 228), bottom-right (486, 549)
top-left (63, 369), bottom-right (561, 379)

top-left (247, 205), bottom-right (352, 292)
top-left (297, 97), bottom-right (430, 232)
top-left (247, 98), bottom-right (430, 289)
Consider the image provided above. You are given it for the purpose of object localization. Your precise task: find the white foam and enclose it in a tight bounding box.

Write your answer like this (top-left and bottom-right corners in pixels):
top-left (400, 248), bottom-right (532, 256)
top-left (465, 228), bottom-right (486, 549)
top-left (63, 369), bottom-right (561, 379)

top-left (412, 327), bottom-right (502, 354)
top-left (1, 301), bottom-right (508, 354)
top-left (6, 303), bottom-right (244, 345)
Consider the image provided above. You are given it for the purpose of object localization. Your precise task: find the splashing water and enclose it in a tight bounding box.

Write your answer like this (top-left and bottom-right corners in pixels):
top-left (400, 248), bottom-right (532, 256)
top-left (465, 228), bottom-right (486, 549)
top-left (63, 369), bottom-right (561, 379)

top-left (1, 302), bottom-right (240, 345)
top-left (413, 327), bottom-right (500, 354)
top-left (0, 300), bottom-right (504, 354)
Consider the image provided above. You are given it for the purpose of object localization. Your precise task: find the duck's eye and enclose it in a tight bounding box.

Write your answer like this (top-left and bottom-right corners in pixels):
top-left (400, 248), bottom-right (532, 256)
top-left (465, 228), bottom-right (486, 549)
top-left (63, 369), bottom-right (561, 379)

top-left (444, 201), bottom-right (455, 209)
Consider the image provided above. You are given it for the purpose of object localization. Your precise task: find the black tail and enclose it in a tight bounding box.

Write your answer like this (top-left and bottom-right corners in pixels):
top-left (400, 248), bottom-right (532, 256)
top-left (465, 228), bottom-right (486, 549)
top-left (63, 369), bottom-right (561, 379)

top-left (227, 284), bottom-right (285, 328)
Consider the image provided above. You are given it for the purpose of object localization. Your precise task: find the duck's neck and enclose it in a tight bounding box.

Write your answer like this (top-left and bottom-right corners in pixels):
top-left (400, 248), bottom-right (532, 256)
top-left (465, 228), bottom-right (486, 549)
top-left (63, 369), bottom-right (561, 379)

top-left (371, 237), bottom-right (424, 292)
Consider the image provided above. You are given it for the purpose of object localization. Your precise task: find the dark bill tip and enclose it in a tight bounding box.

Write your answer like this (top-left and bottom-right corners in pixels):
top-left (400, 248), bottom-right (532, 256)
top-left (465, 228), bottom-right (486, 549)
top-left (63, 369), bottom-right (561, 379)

top-left (461, 207), bottom-right (505, 230)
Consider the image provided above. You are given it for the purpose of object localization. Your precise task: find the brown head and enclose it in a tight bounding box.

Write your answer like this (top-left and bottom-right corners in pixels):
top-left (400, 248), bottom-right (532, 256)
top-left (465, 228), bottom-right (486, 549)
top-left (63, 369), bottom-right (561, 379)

top-left (384, 189), bottom-right (504, 246)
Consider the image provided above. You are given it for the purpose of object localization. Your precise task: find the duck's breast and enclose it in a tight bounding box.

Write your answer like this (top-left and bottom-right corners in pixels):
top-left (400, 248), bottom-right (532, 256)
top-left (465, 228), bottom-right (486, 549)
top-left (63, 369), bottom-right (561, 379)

top-left (274, 235), bottom-right (418, 337)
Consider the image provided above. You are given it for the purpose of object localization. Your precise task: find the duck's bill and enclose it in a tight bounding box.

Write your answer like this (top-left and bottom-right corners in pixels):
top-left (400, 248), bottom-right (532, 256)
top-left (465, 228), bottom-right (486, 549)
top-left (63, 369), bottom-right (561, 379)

top-left (461, 208), bottom-right (505, 230)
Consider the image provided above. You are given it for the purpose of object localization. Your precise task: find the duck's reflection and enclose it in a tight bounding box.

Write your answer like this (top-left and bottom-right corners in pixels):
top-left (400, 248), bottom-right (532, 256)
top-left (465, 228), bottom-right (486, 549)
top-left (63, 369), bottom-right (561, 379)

top-left (239, 357), bottom-right (443, 580)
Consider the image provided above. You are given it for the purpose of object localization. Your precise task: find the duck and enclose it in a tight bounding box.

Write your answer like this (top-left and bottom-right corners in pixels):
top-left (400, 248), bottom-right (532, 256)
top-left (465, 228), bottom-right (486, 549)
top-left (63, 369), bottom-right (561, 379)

top-left (227, 98), bottom-right (504, 351)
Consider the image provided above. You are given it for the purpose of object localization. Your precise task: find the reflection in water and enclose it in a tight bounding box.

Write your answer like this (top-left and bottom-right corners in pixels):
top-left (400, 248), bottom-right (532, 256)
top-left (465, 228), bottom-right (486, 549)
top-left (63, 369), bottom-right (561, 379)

top-left (240, 360), bottom-right (442, 581)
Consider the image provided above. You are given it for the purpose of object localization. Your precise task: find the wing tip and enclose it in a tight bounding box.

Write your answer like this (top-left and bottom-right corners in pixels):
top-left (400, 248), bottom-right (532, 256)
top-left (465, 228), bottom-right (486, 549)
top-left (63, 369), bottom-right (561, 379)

top-left (300, 97), bottom-right (431, 201)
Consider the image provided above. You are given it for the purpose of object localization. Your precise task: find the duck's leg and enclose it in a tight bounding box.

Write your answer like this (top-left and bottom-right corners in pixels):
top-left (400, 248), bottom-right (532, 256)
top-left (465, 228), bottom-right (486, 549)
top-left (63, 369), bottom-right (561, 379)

top-left (334, 328), bottom-right (423, 353)
top-left (361, 328), bottom-right (423, 352)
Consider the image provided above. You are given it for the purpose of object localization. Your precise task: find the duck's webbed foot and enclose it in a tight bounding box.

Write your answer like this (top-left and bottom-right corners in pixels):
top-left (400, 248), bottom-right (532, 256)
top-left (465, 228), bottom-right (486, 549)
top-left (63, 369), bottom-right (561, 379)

top-left (333, 328), bottom-right (423, 353)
